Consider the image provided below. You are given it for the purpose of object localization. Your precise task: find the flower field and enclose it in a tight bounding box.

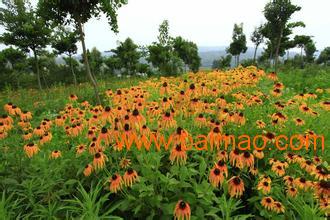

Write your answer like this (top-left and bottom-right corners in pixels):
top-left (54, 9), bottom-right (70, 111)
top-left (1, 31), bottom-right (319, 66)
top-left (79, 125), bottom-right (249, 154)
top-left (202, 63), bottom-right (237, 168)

top-left (0, 66), bottom-right (329, 219)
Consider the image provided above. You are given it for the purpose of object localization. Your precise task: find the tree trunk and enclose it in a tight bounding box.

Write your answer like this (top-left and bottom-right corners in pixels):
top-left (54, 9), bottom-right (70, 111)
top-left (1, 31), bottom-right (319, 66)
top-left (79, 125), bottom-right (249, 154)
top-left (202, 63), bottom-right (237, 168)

top-left (237, 54), bottom-right (240, 66)
top-left (300, 47), bottom-right (304, 69)
top-left (33, 49), bottom-right (42, 90)
top-left (69, 54), bottom-right (77, 86)
top-left (77, 18), bottom-right (101, 104)
top-left (42, 71), bottom-right (49, 89)
top-left (253, 45), bottom-right (258, 64)
top-left (274, 26), bottom-right (284, 72)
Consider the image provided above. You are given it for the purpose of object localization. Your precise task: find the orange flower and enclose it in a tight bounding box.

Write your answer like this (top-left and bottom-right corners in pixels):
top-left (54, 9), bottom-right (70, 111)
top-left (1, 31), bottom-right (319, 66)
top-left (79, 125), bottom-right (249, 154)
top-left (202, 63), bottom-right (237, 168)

top-left (294, 118), bottom-right (305, 126)
top-left (271, 164), bottom-right (285, 177)
top-left (76, 144), bottom-right (86, 155)
top-left (93, 152), bottom-right (108, 170)
top-left (286, 187), bottom-right (298, 197)
top-left (97, 127), bottom-right (111, 146)
top-left (261, 197), bottom-right (274, 211)
top-left (253, 150), bottom-right (264, 159)
top-left (272, 201), bottom-right (285, 213)
top-left (217, 150), bottom-right (228, 161)
top-left (123, 168), bottom-right (139, 187)
top-left (170, 144), bottom-right (187, 165)
top-left (119, 157), bottom-right (131, 169)
top-left (283, 176), bottom-right (295, 186)
top-left (256, 120), bottom-right (266, 129)
top-left (242, 151), bottom-right (254, 168)
top-left (319, 197), bottom-right (330, 215)
top-left (20, 111), bottom-right (32, 121)
top-left (215, 160), bottom-right (228, 177)
top-left (229, 149), bottom-right (243, 169)
top-left (174, 200), bottom-right (191, 220)
top-left (228, 176), bottom-right (245, 198)
top-left (312, 166), bottom-right (329, 181)
top-left (23, 143), bottom-right (39, 158)
top-left (257, 177), bottom-right (271, 194)
top-left (50, 150), bottom-right (61, 159)
top-left (83, 164), bottom-right (93, 177)
top-left (69, 94), bottom-right (78, 101)
top-left (209, 167), bottom-right (225, 187)
top-left (109, 174), bottom-right (123, 193)
top-left (249, 167), bottom-right (258, 176)
top-left (294, 177), bottom-right (311, 190)
top-left (33, 126), bottom-right (45, 137)
top-left (22, 132), bottom-right (33, 140)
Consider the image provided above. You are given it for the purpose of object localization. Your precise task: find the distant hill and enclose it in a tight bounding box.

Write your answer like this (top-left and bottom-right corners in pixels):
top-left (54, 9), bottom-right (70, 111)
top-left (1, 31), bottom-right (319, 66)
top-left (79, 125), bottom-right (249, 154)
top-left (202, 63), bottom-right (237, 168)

top-left (198, 46), bottom-right (263, 68)
top-left (56, 46), bottom-right (300, 68)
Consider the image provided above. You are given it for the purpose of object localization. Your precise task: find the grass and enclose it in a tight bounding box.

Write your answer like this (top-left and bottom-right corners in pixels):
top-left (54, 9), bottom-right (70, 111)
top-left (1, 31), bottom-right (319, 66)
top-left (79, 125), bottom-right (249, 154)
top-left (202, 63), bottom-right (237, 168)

top-left (0, 66), bottom-right (329, 219)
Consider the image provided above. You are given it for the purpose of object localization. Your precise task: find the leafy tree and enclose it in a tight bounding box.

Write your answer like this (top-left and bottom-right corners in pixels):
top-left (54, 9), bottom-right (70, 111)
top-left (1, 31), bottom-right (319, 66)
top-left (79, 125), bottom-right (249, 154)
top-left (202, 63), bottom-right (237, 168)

top-left (0, 47), bottom-right (28, 87)
top-left (147, 43), bottom-right (183, 75)
top-left (172, 36), bottom-right (201, 73)
top-left (227, 23), bottom-right (247, 66)
top-left (82, 47), bottom-right (104, 79)
top-left (52, 27), bottom-right (79, 85)
top-left (0, 0), bottom-right (52, 90)
top-left (250, 25), bottom-right (264, 63)
top-left (111, 38), bottom-right (141, 75)
top-left (158, 20), bottom-right (171, 46)
top-left (304, 41), bottom-right (317, 63)
top-left (317, 47), bottom-right (330, 65)
top-left (104, 56), bottom-right (121, 74)
top-left (212, 54), bottom-right (232, 70)
top-left (147, 20), bottom-right (183, 75)
top-left (38, 0), bottom-right (128, 104)
top-left (263, 0), bottom-right (302, 71)
top-left (293, 35), bottom-right (313, 67)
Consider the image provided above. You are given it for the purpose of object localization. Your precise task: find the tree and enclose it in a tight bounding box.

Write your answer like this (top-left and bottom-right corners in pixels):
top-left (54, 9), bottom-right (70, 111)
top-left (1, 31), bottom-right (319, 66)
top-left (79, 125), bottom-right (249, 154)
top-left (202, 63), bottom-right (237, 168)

top-left (317, 47), bottom-right (330, 65)
top-left (111, 38), bottom-right (141, 75)
top-left (304, 41), bottom-right (316, 63)
top-left (147, 20), bottom-right (184, 75)
top-left (293, 35), bottom-right (312, 67)
top-left (147, 43), bottom-right (183, 75)
top-left (81, 47), bottom-right (104, 79)
top-left (263, 0), bottom-right (302, 71)
top-left (0, 47), bottom-right (28, 87)
top-left (250, 25), bottom-right (264, 63)
top-left (0, 0), bottom-right (52, 90)
top-left (38, 0), bottom-right (128, 104)
top-left (212, 54), bottom-right (232, 70)
top-left (227, 23), bottom-right (247, 66)
top-left (52, 27), bottom-right (79, 85)
top-left (172, 36), bottom-right (201, 73)
top-left (158, 20), bottom-right (171, 46)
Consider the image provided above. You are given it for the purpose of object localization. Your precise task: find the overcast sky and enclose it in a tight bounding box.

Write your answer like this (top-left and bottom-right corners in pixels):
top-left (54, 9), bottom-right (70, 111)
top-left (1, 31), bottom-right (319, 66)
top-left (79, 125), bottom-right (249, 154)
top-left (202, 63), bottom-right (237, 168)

top-left (0, 0), bottom-right (329, 53)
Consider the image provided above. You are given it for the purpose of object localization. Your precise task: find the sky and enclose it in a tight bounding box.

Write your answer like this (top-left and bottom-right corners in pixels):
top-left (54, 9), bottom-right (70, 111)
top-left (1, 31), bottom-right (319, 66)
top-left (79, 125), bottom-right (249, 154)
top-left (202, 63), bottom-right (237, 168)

top-left (0, 0), bottom-right (329, 53)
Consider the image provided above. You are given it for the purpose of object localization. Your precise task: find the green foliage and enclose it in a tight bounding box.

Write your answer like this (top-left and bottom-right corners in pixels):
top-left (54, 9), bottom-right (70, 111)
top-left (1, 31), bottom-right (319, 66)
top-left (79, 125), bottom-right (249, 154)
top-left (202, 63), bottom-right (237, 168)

top-left (38, 0), bottom-right (127, 32)
top-left (172, 36), bottom-right (201, 73)
top-left (111, 38), bottom-right (141, 75)
top-left (317, 47), bottom-right (330, 65)
top-left (157, 20), bottom-right (171, 47)
top-left (52, 26), bottom-right (78, 56)
top-left (304, 41), bottom-right (317, 63)
top-left (240, 59), bottom-right (256, 68)
top-left (227, 23), bottom-right (247, 66)
top-left (262, 0), bottom-right (303, 69)
top-left (250, 25), bottom-right (264, 63)
top-left (212, 54), bottom-right (232, 70)
top-left (147, 20), bottom-right (184, 75)
top-left (81, 47), bottom-right (104, 77)
top-left (147, 43), bottom-right (184, 75)
top-left (0, 0), bottom-right (52, 90)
